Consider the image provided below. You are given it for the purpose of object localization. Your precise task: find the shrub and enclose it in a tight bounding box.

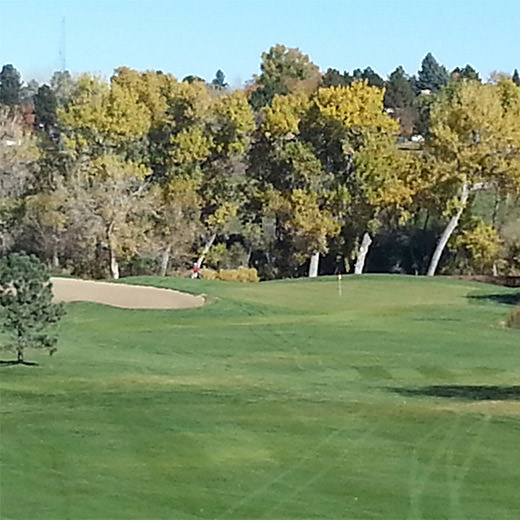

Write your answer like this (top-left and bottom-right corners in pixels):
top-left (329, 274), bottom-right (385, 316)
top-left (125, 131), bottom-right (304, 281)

top-left (506, 306), bottom-right (520, 329)
top-left (199, 268), bottom-right (218, 280)
top-left (200, 266), bottom-right (258, 282)
top-left (453, 219), bottom-right (502, 274)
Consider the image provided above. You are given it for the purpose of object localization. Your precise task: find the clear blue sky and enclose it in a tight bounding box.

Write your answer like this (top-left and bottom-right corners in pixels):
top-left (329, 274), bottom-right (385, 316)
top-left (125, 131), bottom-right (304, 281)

top-left (1, 0), bottom-right (518, 86)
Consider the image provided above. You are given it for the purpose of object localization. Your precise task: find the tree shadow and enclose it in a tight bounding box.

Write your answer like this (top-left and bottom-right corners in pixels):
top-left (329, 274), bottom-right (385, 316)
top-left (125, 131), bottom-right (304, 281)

top-left (0, 360), bottom-right (39, 367)
top-left (467, 292), bottom-right (520, 306)
top-left (390, 385), bottom-right (520, 401)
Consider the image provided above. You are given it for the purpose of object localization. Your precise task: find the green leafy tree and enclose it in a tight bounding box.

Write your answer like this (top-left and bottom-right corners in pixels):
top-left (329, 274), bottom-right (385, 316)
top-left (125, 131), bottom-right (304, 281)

top-left (0, 64), bottom-right (22, 106)
top-left (415, 53), bottom-right (449, 93)
top-left (0, 252), bottom-right (64, 364)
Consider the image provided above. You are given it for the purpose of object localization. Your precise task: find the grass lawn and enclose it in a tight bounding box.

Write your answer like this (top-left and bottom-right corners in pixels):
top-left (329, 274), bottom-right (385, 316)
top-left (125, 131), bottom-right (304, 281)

top-left (1, 275), bottom-right (519, 519)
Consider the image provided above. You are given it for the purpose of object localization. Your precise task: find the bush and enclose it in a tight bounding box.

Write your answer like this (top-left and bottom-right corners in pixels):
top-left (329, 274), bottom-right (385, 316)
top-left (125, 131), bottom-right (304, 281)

top-left (506, 306), bottom-right (520, 329)
top-left (200, 266), bottom-right (258, 283)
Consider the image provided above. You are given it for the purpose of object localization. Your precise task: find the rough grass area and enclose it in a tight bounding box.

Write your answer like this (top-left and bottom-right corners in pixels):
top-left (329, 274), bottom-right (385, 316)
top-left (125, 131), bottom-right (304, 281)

top-left (1, 275), bottom-right (519, 519)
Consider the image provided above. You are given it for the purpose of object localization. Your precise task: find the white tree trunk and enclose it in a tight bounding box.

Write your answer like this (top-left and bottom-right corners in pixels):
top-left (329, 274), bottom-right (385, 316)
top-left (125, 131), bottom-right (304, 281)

top-left (354, 232), bottom-right (373, 274)
top-left (159, 244), bottom-right (171, 277)
top-left (52, 249), bottom-right (59, 269)
top-left (52, 232), bottom-right (60, 269)
top-left (308, 251), bottom-right (319, 278)
top-left (427, 182), bottom-right (469, 277)
top-left (196, 233), bottom-right (216, 269)
top-left (110, 248), bottom-right (120, 280)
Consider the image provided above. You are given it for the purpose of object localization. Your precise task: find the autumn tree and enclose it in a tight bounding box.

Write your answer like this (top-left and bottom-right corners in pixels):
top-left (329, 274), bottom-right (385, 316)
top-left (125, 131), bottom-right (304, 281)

top-left (350, 134), bottom-right (420, 273)
top-left (426, 79), bottom-right (520, 276)
top-left (251, 92), bottom-right (340, 277)
top-left (0, 107), bottom-right (39, 253)
top-left (151, 178), bottom-right (201, 275)
top-left (303, 82), bottom-right (412, 273)
top-left (57, 73), bottom-right (155, 277)
top-left (249, 44), bottom-right (320, 109)
top-left (67, 155), bottom-right (153, 279)
top-left (195, 89), bottom-right (255, 267)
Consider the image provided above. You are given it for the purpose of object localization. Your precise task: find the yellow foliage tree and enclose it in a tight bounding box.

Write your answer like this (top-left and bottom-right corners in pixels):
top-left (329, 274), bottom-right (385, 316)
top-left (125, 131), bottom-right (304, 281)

top-left (426, 79), bottom-right (520, 276)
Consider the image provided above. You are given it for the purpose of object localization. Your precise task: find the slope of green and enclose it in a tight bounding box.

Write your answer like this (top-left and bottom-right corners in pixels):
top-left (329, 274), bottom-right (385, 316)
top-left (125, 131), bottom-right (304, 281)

top-left (1, 275), bottom-right (519, 519)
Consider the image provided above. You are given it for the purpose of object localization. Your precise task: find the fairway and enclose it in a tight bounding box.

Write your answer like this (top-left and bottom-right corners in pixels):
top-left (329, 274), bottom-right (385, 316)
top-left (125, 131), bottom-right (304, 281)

top-left (1, 275), bottom-right (519, 519)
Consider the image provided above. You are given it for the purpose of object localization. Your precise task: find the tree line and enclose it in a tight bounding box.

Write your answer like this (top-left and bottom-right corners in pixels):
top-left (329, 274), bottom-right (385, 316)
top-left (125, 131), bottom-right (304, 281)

top-left (1, 47), bottom-right (519, 280)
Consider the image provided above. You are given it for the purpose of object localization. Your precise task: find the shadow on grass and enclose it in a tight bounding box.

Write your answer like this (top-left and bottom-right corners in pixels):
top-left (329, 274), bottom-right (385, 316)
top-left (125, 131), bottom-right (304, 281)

top-left (0, 360), bottom-right (38, 366)
top-left (390, 385), bottom-right (520, 401)
top-left (468, 292), bottom-right (520, 306)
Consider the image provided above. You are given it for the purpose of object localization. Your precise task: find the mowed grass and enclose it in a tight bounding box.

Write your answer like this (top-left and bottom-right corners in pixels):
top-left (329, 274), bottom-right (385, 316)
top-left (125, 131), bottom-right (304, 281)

top-left (1, 275), bottom-right (519, 520)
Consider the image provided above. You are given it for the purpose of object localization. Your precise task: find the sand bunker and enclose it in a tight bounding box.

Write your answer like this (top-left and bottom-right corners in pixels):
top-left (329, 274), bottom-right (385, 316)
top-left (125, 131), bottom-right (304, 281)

top-left (51, 277), bottom-right (205, 310)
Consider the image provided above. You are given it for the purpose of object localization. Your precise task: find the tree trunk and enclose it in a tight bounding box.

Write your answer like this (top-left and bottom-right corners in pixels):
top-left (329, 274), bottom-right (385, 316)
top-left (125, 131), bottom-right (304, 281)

top-left (354, 232), bottom-right (373, 274)
top-left (159, 244), bottom-right (171, 277)
top-left (17, 349), bottom-right (23, 363)
top-left (196, 233), bottom-right (216, 269)
top-left (308, 251), bottom-right (319, 278)
top-left (52, 246), bottom-right (59, 269)
top-left (110, 248), bottom-right (120, 280)
top-left (427, 182), bottom-right (469, 277)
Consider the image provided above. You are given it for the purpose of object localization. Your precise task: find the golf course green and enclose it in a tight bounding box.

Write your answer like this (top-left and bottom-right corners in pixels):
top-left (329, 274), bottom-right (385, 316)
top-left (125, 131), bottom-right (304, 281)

top-left (1, 275), bottom-right (519, 519)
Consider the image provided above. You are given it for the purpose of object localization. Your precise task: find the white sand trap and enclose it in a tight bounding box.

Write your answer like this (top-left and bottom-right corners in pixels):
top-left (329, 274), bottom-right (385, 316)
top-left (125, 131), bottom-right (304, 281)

top-left (51, 277), bottom-right (205, 310)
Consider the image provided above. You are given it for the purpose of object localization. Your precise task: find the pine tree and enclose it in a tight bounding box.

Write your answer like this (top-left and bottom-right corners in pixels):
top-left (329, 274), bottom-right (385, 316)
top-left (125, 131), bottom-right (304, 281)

top-left (34, 85), bottom-right (58, 132)
top-left (352, 67), bottom-right (385, 89)
top-left (451, 64), bottom-right (480, 82)
top-left (415, 53), bottom-right (449, 92)
top-left (384, 66), bottom-right (416, 108)
top-left (211, 69), bottom-right (228, 89)
top-left (0, 64), bottom-right (22, 106)
top-left (0, 253), bottom-right (64, 364)
top-left (513, 69), bottom-right (520, 87)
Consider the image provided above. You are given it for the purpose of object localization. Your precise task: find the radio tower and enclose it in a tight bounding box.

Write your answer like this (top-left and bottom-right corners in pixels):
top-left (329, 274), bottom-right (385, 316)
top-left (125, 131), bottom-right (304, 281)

top-left (59, 16), bottom-right (67, 71)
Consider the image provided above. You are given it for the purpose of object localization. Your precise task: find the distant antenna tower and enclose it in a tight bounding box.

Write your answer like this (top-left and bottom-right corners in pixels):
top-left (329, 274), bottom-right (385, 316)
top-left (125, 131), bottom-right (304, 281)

top-left (59, 16), bottom-right (67, 71)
